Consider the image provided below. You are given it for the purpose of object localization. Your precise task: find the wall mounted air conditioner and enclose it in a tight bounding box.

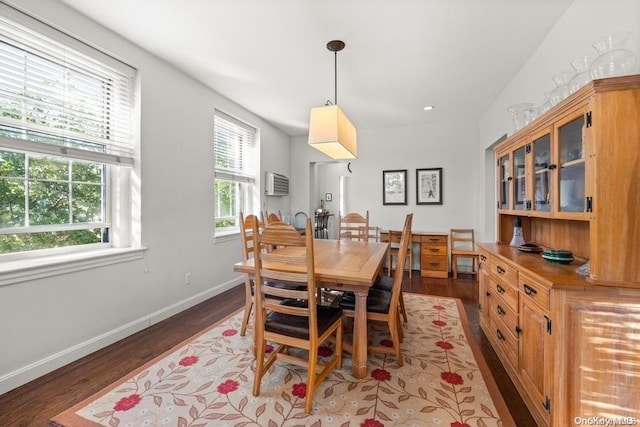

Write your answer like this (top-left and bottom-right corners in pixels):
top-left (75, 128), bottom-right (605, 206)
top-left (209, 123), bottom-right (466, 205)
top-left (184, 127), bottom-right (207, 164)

top-left (265, 171), bottom-right (289, 196)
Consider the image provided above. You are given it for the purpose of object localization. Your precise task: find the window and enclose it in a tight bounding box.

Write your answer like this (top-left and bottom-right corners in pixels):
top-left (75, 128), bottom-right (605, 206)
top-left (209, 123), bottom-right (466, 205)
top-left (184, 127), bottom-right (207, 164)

top-left (213, 110), bottom-right (258, 235)
top-left (0, 5), bottom-right (136, 257)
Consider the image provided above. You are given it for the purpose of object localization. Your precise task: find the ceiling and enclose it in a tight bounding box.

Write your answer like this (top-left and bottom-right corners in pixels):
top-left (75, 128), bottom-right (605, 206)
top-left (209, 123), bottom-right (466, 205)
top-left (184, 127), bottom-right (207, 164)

top-left (60, 0), bottom-right (574, 136)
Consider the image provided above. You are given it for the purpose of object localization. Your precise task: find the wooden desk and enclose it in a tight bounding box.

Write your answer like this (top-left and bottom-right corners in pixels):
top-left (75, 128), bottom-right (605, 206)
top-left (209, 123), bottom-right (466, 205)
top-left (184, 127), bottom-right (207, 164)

top-left (380, 231), bottom-right (449, 278)
top-left (233, 239), bottom-right (388, 379)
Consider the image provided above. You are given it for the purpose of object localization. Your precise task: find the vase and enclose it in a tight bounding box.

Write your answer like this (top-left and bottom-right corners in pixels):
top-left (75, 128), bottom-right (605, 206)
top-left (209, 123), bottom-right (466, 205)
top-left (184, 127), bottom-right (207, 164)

top-left (568, 55), bottom-right (592, 94)
top-left (549, 71), bottom-right (572, 106)
top-left (590, 31), bottom-right (638, 79)
top-left (507, 103), bottom-right (533, 133)
top-left (541, 91), bottom-right (553, 114)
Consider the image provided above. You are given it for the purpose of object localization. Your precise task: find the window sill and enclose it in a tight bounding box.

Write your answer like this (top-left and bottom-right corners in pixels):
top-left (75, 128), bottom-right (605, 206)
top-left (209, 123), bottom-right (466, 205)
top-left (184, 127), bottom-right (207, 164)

top-left (0, 247), bottom-right (147, 287)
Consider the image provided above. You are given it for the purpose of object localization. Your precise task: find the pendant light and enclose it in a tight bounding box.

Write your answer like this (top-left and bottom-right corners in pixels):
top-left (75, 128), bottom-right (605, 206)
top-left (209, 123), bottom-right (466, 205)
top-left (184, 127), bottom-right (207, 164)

top-left (308, 40), bottom-right (357, 159)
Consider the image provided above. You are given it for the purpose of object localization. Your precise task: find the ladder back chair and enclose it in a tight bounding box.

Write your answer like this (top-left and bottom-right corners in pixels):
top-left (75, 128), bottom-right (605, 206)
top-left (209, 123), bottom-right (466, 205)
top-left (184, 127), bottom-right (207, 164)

top-left (450, 228), bottom-right (479, 280)
top-left (239, 213), bottom-right (263, 336)
top-left (387, 229), bottom-right (413, 279)
top-left (339, 213), bottom-right (413, 367)
top-left (338, 211), bottom-right (370, 242)
top-left (251, 219), bottom-right (343, 413)
top-left (262, 210), bottom-right (282, 225)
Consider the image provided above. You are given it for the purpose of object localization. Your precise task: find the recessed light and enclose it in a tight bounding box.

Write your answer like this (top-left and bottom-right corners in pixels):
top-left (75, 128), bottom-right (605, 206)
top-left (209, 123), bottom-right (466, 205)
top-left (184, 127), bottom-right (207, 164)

top-left (423, 105), bottom-right (435, 111)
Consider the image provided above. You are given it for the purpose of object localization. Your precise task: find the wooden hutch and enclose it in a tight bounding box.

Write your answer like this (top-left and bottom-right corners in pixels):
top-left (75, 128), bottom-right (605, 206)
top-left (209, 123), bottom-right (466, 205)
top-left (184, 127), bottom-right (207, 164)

top-left (478, 74), bottom-right (640, 426)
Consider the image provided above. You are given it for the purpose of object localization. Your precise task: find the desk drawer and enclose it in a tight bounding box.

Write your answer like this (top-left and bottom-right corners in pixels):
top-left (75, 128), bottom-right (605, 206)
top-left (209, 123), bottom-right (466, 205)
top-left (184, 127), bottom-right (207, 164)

top-left (421, 235), bottom-right (447, 245)
top-left (422, 255), bottom-right (447, 272)
top-left (422, 244), bottom-right (447, 257)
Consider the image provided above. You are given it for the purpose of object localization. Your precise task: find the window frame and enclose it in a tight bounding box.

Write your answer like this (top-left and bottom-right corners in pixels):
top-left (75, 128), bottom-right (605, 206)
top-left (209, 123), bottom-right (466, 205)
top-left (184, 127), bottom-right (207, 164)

top-left (0, 3), bottom-right (141, 278)
top-left (213, 109), bottom-right (259, 237)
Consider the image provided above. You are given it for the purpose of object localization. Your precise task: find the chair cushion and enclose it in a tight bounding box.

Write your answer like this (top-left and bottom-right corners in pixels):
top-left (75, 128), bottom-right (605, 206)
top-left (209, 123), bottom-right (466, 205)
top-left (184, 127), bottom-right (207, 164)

top-left (371, 275), bottom-right (394, 292)
top-left (265, 300), bottom-right (342, 340)
top-left (339, 289), bottom-right (392, 314)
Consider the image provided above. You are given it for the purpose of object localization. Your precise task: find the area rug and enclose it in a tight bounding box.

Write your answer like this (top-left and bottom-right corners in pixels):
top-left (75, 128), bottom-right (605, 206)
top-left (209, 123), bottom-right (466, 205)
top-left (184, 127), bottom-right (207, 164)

top-left (51, 293), bottom-right (514, 427)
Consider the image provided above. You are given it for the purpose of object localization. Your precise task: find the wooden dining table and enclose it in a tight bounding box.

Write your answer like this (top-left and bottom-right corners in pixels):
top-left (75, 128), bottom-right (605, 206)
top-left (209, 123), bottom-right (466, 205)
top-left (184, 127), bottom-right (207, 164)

top-left (233, 238), bottom-right (389, 379)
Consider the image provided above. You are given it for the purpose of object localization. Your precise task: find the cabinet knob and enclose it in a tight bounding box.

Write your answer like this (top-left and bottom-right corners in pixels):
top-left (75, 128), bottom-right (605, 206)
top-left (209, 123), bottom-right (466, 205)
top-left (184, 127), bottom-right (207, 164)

top-left (496, 329), bottom-right (506, 341)
top-left (496, 284), bottom-right (506, 294)
top-left (523, 283), bottom-right (537, 296)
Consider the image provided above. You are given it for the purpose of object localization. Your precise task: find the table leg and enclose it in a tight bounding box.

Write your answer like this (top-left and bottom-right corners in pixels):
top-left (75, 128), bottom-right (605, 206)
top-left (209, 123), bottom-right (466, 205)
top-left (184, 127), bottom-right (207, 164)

top-left (352, 290), bottom-right (368, 378)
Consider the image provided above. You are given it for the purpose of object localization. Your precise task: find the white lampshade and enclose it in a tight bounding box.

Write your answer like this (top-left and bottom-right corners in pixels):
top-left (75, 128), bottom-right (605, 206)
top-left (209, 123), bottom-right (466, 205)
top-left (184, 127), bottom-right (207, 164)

top-left (308, 104), bottom-right (357, 159)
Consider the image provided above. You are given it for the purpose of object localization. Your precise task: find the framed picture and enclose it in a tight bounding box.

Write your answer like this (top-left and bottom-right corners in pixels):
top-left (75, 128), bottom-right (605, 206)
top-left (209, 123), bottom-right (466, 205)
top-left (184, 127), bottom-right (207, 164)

top-left (382, 169), bottom-right (408, 205)
top-left (325, 193), bottom-right (332, 202)
top-left (416, 168), bottom-right (443, 205)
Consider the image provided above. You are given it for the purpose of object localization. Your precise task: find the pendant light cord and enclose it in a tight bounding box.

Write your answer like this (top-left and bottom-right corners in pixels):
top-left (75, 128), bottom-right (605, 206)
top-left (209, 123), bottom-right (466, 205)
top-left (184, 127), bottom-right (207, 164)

top-left (334, 50), bottom-right (338, 105)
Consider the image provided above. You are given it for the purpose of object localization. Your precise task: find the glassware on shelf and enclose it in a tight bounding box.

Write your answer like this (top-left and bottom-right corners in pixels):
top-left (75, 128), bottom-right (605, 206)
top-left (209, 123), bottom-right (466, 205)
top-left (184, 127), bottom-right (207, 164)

top-left (590, 31), bottom-right (638, 79)
top-left (549, 71), bottom-right (572, 106)
top-left (569, 55), bottom-right (592, 94)
top-left (507, 102), bottom-right (533, 133)
top-left (541, 91), bottom-right (553, 114)
top-left (524, 106), bottom-right (541, 125)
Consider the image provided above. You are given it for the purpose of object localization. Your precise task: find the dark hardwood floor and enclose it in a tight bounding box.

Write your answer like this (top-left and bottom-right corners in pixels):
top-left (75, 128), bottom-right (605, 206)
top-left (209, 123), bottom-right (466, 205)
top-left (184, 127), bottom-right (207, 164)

top-left (0, 272), bottom-right (537, 427)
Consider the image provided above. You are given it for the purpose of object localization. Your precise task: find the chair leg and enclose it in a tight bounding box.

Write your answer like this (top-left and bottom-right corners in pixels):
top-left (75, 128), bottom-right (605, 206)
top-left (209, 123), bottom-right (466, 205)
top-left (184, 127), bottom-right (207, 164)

top-left (408, 251), bottom-right (412, 278)
top-left (399, 291), bottom-right (408, 323)
top-left (305, 351), bottom-right (317, 413)
top-left (452, 255), bottom-right (458, 279)
top-left (387, 252), bottom-right (392, 277)
top-left (240, 279), bottom-right (253, 337)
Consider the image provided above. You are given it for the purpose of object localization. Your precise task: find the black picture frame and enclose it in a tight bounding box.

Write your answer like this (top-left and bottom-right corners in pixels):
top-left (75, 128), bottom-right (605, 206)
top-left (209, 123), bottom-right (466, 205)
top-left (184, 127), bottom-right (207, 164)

top-left (416, 168), bottom-right (443, 205)
top-left (382, 169), bottom-right (408, 205)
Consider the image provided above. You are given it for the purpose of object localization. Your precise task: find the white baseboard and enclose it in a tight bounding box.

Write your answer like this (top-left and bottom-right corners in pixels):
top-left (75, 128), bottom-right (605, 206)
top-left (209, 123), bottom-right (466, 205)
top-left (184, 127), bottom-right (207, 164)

top-left (0, 278), bottom-right (242, 396)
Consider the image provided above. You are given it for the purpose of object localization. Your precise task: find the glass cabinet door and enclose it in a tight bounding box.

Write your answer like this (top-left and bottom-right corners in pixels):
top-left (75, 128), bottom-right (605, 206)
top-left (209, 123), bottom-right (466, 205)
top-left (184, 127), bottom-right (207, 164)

top-left (557, 114), bottom-right (586, 213)
top-left (513, 146), bottom-right (526, 211)
top-left (498, 153), bottom-right (511, 210)
top-left (532, 133), bottom-right (552, 212)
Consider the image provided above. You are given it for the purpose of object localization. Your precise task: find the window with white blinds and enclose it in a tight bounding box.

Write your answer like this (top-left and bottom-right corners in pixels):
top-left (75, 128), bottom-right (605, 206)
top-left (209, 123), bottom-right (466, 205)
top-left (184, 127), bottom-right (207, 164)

top-left (214, 110), bottom-right (258, 234)
top-left (0, 4), bottom-right (135, 166)
top-left (0, 4), bottom-right (138, 257)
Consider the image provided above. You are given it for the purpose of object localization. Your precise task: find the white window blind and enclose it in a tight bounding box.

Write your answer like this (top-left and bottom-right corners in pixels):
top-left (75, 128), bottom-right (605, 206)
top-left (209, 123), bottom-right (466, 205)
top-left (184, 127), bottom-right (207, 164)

top-left (0, 4), bottom-right (135, 166)
top-left (214, 110), bottom-right (256, 183)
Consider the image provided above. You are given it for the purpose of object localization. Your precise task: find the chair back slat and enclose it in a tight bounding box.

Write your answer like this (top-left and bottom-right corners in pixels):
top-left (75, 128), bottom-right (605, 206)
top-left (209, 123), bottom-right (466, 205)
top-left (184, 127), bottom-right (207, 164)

top-left (338, 211), bottom-right (370, 242)
top-left (253, 218), bottom-right (318, 321)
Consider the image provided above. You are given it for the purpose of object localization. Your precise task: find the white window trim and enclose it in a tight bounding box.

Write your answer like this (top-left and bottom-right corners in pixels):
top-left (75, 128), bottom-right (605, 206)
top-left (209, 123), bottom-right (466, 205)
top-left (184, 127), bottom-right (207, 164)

top-left (0, 246), bottom-right (146, 287)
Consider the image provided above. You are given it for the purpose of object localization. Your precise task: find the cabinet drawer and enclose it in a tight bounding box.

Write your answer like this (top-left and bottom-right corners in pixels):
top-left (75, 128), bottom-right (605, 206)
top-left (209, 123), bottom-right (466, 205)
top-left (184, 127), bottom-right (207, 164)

top-left (489, 318), bottom-right (518, 370)
top-left (490, 276), bottom-right (518, 311)
top-left (421, 235), bottom-right (447, 245)
top-left (519, 272), bottom-right (550, 311)
top-left (489, 256), bottom-right (518, 287)
top-left (479, 248), bottom-right (490, 266)
top-left (489, 291), bottom-right (519, 339)
top-left (422, 255), bottom-right (447, 271)
top-left (422, 244), bottom-right (447, 256)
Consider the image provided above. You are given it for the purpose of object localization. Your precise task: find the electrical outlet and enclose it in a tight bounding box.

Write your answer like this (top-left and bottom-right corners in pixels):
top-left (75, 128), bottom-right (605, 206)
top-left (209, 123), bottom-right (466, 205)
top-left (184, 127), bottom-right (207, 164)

top-left (185, 272), bottom-right (192, 285)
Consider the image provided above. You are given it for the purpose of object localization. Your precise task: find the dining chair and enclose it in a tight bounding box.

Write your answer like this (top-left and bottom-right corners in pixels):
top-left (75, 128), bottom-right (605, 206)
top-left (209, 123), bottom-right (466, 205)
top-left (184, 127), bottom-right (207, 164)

top-left (450, 228), bottom-right (479, 280)
top-left (238, 213), bottom-right (304, 337)
top-left (313, 211), bottom-right (330, 239)
top-left (292, 211), bottom-right (308, 235)
top-left (262, 210), bottom-right (282, 225)
top-left (251, 218), bottom-right (343, 413)
top-left (238, 213), bottom-right (263, 337)
top-left (387, 229), bottom-right (413, 279)
top-left (338, 211), bottom-right (370, 241)
top-left (339, 213), bottom-right (413, 368)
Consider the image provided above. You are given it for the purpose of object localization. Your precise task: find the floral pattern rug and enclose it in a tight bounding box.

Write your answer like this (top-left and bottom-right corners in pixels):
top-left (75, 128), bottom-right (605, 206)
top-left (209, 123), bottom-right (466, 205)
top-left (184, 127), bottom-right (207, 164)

top-left (51, 293), bottom-right (514, 427)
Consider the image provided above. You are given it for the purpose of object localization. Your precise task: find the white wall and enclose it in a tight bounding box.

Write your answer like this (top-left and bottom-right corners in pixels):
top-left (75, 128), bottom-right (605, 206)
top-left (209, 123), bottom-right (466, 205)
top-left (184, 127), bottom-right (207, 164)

top-left (290, 120), bottom-right (481, 243)
top-left (476, 0), bottom-right (640, 241)
top-left (0, 0), bottom-right (290, 394)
